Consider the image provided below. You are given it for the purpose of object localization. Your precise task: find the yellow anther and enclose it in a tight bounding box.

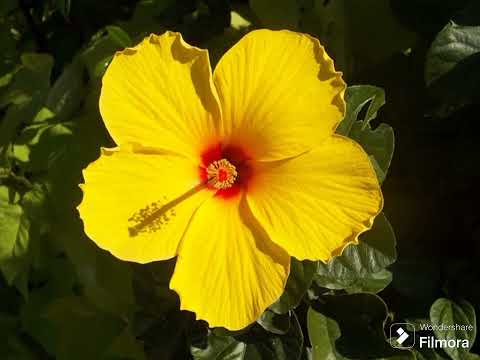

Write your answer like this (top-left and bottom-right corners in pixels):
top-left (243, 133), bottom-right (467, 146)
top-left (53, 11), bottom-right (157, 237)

top-left (206, 159), bottom-right (237, 189)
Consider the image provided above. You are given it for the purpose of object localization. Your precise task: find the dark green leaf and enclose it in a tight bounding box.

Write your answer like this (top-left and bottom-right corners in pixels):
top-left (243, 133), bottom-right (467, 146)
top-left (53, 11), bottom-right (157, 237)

top-left (244, 312), bottom-right (303, 360)
top-left (0, 0), bottom-right (17, 16)
top-left (0, 53), bottom-right (54, 148)
top-left (249, 0), bottom-right (300, 29)
top-left (413, 348), bottom-right (450, 360)
top-left (46, 60), bottom-right (86, 121)
top-left (426, 23), bottom-right (480, 86)
top-left (308, 293), bottom-right (412, 359)
top-left (0, 97), bottom-right (45, 151)
top-left (81, 33), bottom-right (122, 79)
top-left (257, 310), bottom-right (290, 335)
top-left (55, 0), bottom-right (71, 18)
top-left (42, 296), bottom-right (125, 360)
top-left (106, 25), bottom-right (133, 48)
top-left (14, 120), bottom-right (75, 172)
top-left (191, 332), bottom-right (246, 359)
top-left (425, 21), bottom-right (480, 112)
top-left (104, 328), bottom-right (146, 360)
top-left (315, 213), bottom-right (396, 293)
top-left (196, 313), bottom-right (304, 360)
top-left (270, 258), bottom-right (317, 314)
top-left (430, 298), bottom-right (476, 360)
top-left (61, 218), bottom-right (135, 316)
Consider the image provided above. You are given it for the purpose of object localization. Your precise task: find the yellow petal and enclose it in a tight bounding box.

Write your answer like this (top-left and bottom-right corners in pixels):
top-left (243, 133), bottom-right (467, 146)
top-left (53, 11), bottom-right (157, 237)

top-left (247, 135), bottom-right (383, 261)
top-left (100, 32), bottom-right (221, 160)
top-left (78, 147), bottom-right (211, 263)
top-left (170, 195), bottom-right (290, 330)
top-left (213, 29), bottom-right (346, 161)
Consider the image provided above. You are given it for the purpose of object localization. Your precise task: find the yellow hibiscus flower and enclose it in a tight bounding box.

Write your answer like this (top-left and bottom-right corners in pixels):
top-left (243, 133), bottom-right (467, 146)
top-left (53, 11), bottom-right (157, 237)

top-left (78, 30), bottom-right (383, 330)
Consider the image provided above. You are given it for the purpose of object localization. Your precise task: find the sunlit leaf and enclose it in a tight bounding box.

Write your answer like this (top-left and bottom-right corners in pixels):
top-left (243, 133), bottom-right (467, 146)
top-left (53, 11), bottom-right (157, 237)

top-left (337, 85), bottom-right (386, 136)
top-left (315, 213), bottom-right (396, 293)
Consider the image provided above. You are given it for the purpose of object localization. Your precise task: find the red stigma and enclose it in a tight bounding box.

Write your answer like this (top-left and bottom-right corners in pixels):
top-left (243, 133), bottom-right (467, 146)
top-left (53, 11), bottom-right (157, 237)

top-left (217, 168), bottom-right (229, 182)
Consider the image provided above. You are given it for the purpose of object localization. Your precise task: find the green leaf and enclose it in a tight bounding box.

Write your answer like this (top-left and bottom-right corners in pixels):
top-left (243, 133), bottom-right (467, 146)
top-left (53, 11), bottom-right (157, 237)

top-left (300, 0), bottom-right (416, 76)
top-left (349, 122), bottom-right (394, 183)
top-left (337, 86), bottom-right (394, 182)
top-left (19, 54), bottom-right (54, 77)
top-left (59, 217), bottom-right (135, 316)
top-left (7, 53), bottom-right (53, 106)
top-left (104, 328), bottom-right (146, 360)
top-left (0, 66), bottom-right (19, 88)
top-left (14, 121), bottom-right (75, 172)
top-left (194, 313), bottom-right (304, 360)
top-left (413, 348), bottom-right (450, 360)
top-left (81, 32), bottom-right (122, 79)
top-left (0, 182), bottom-right (49, 297)
top-left (270, 258), bottom-right (317, 314)
top-left (32, 107), bottom-right (56, 123)
top-left (20, 258), bottom-right (77, 352)
top-left (106, 25), bottom-right (133, 48)
top-left (336, 85), bottom-right (386, 136)
top-left (0, 96), bottom-right (45, 152)
top-left (425, 21), bottom-right (480, 111)
top-left (191, 332), bottom-right (246, 359)
top-left (46, 60), bottom-right (86, 121)
top-left (257, 310), bottom-right (290, 335)
top-left (430, 298), bottom-right (477, 360)
top-left (132, 261), bottom-right (179, 319)
top-left (0, 0), bottom-right (17, 16)
top-left (308, 293), bottom-right (412, 359)
top-left (93, 55), bottom-right (114, 78)
top-left (0, 195), bottom-right (29, 295)
top-left (345, 268), bottom-right (393, 294)
top-left (0, 53), bottom-right (54, 148)
top-left (55, 0), bottom-right (71, 18)
top-left (307, 305), bottom-right (346, 360)
top-left (0, 318), bottom-right (38, 360)
top-left (0, 187), bottom-right (24, 263)
top-left (41, 296), bottom-right (125, 360)
top-left (243, 312), bottom-right (304, 360)
top-left (315, 213), bottom-right (396, 293)
top-left (249, 0), bottom-right (300, 29)
top-left (231, 10), bottom-right (252, 30)
top-left (426, 22), bottom-right (480, 86)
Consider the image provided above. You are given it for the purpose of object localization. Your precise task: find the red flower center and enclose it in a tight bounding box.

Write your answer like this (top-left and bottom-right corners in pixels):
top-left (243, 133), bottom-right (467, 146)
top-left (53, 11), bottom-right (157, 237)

top-left (200, 143), bottom-right (253, 199)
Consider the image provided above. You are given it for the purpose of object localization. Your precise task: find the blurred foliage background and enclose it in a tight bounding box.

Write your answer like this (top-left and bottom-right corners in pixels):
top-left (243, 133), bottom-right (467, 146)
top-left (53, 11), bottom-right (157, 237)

top-left (0, 0), bottom-right (479, 359)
